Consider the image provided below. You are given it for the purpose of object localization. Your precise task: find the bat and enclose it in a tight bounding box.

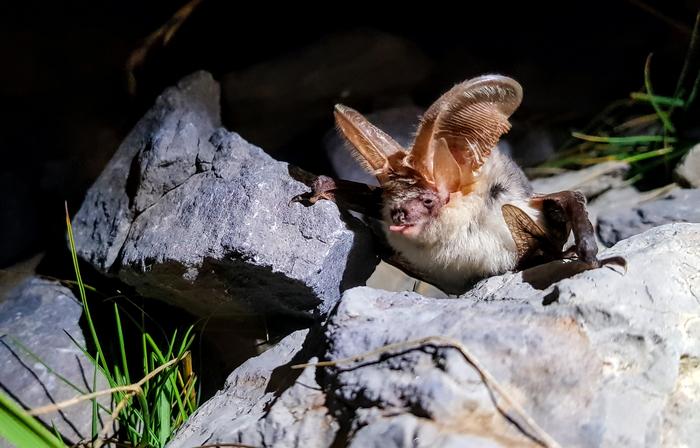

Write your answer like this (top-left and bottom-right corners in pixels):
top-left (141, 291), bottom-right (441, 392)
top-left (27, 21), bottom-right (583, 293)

top-left (293, 75), bottom-right (625, 293)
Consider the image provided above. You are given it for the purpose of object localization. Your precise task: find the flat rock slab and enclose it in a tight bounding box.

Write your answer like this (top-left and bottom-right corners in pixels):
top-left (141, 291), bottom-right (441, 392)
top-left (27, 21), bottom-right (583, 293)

top-left (169, 223), bottom-right (700, 447)
top-left (0, 277), bottom-right (109, 444)
top-left (597, 188), bottom-right (700, 246)
top-left (72, 71), bottom-right (376, 317)
top-left (675, 142), bottom-right (700, 187)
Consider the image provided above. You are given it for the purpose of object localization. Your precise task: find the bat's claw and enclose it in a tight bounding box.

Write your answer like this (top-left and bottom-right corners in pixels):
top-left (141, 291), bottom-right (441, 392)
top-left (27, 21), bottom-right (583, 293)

top-left (289, 175), bottom-right (337, 206)
top-left (578, 255), bottom-right (626, 273)
top-left (289, 193), bottom-right (310, 206)
top-left (599, 255), bottom-right (627, 273)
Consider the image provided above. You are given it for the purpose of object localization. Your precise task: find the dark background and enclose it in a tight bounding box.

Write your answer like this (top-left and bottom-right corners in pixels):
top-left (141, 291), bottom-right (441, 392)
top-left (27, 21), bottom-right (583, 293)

top-left (1, 0), bottom-right (698, 269)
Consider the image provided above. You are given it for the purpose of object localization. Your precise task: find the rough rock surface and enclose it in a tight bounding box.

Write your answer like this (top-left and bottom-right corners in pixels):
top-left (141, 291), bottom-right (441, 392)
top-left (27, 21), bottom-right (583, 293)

top-left (0, 277), bottom-right (109, 444)
top-left (597, 188), bottom-right (700, 246)
top-left (675, 142), bottom-right (700, 187)
top-left (167, 329), bottom-right (338, 448)
top-left (168, 223), bottom-right (700, 447)
top-left (72, 72), bottom-right (376, 317)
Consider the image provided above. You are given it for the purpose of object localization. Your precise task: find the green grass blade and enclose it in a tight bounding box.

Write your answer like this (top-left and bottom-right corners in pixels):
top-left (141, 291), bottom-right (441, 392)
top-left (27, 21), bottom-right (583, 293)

top-left (6, 336), bottom-right (87, 396)
top-left (571, 132), bottom-right (674, 144)
top-left (630, 92), bottom-right (684, 107)
top-left (674, 12), bottom-right (700, 101)
top-left (50, 421), bottom-right (63, 444)
top-left (113, 303), bottom-right (131, 384)
top-left (643, 54), bottom-right (675, 133)
top-left (145, 334), bottom-right (167, 364)
top-left (91, 362), bottom-right (98, 439)
top-left (62, 331), bottom-right (116, 388)
top-left (621, 146), bottom-right (674, 163)
top-left (65, 204), bottom-right (108, 376)
top-left (157, 391), bottom-right (171, 446)
top-left (685, 63), bottom-right (700, 109)
top-left (0, 392), bottom-right (66, 448)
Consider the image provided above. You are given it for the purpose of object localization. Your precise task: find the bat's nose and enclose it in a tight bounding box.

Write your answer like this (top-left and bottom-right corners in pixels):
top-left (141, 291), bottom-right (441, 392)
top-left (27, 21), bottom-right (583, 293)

top-left (391, 207), bottom-right (406, 224)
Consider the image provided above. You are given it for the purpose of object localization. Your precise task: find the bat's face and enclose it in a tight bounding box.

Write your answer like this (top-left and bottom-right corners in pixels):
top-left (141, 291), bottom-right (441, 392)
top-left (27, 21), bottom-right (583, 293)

top-left (382, 180), bottom-right (446, 238)
top-left (333, 74), bottom-right (522, 238)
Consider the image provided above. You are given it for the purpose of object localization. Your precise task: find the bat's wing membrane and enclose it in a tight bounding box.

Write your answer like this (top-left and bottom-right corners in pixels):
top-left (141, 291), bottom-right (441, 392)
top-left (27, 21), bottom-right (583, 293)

top-left (502, 203), bottom-right (552, 263)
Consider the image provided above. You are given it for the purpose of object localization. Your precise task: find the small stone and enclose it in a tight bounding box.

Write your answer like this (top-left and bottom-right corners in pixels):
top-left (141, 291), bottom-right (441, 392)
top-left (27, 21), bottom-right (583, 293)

top-left (597, 188), bottom-right (700, 246)
top-left (675, 142), bottom-right (700, 187)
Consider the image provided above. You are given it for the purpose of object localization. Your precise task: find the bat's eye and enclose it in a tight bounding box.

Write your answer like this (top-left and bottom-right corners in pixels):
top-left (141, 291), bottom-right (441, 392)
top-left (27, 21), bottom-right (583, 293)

top-left (422, 198), bottom-right (434, 207)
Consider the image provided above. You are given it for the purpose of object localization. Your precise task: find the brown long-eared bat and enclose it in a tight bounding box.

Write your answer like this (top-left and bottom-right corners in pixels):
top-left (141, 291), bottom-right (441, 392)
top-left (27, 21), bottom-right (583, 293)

top-left (294, 75), bottom-right (624, 293)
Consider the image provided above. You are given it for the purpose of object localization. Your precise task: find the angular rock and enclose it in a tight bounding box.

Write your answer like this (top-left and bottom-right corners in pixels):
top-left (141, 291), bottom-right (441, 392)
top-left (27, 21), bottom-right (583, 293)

top-left (530, 161), bottom-right (629, 198)
top-left (167, 329), bottom-right (338, 448)
top-left (170, 224), bottom-right (700, 447)
top-left (73, 71), bottom-right (376, 318)
top-left (675, 142), bottom-right (700, 188)
top-left (222, 31), bottom-right (431, 150)
top-left (597, 188), bottom-right (700, 246)
top-left (324, 106), bottom-right (423, 186)
top-left (0, 277), bottom-right (109, 444)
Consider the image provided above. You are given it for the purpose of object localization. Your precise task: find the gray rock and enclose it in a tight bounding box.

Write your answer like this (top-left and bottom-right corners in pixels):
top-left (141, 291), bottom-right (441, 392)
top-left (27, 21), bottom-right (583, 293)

top-left (0, 277), bottom-right (109, 444)
top-left (675, 143), bottom-right (700, 188)
top-left (222, 30), bottom-right (431, 150)
top-left (530, 161), bottom-right (629, 198)
top-left (73, 71), bottom-right (376, 318)
top-left (597, 188), bottom-right (700, 246)
top-left (168, 329), bottom-right (338, 448)
top-left (168, 224), bottom-right (700, 447)
top-left (325, 106), bottom-right (423, 186)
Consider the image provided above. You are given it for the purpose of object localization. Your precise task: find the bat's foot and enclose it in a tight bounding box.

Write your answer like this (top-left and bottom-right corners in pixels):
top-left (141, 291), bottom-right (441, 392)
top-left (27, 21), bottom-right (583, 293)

top-left (592, 255), bottom-right (627, 272)
top-left (560, 246), bottom-right (626, 273)
top-left (572, 255), bottom-right (627, 273)
top-left (290, 175), bottom-right (337, 206)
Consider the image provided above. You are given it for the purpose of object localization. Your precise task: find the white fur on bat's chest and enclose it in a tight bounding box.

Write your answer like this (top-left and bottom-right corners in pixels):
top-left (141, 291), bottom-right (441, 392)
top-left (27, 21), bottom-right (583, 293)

top-left (385, 193), bottom-right (539, 292)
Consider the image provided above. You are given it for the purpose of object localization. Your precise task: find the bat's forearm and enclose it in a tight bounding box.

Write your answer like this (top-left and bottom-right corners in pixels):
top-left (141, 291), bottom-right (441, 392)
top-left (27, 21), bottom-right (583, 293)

top-left (294, 175), bottom-right (384, 220)
top-left (535, 191), bottom-right (598, 263)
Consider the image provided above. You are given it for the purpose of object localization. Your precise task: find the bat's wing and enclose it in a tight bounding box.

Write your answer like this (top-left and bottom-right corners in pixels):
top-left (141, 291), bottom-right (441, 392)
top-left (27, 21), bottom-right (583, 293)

top-left (530, 192), bottom-right (626, 269)
top-left (502, 203), bottom-right (555, 266)
top-left (333, 104), bottom-right (408, 184)
top-left (410, 75), bottom-right (522, 191)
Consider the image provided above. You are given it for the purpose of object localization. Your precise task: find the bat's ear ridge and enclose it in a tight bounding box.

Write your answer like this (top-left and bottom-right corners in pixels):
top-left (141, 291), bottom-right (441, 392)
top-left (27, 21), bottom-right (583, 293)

top-left (410, 74), bottom-right (523, 184)
top-left (433, 138), bottom-right (461, 199)
top-left (333, 104), bottom-right (407, 183)
top-left (463, 74), bottom-right (523, 117)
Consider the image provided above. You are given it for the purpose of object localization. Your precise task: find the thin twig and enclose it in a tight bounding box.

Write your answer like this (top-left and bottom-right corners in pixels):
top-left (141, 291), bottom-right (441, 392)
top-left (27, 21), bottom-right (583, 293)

top-left (29, 385), bottom-right (141, 416)
top-left (625, 0), bottom-right (692, 36)
top-left (196, 444), bottom-right (260, 448)
top-left (28, 353), bottom-right (185, 415)
top-left (94, 397), bottom-right (131, 448)
top-left (126, 0), bottom-right (204, 94)
top-left (292, 336), bottom-right (561, 448)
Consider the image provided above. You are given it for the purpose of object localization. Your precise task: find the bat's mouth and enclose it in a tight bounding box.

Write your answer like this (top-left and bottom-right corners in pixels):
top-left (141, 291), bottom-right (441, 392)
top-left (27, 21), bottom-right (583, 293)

top-left (388, 224), bottom-right (417, 234)
top-left (389, 224), bottom-right (410, 232)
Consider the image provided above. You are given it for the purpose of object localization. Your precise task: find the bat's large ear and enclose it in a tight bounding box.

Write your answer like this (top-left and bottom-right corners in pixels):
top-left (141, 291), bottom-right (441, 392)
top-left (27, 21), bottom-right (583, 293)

top-left (433, 138), bottom-right (461, 200)
top-left (410, 75), bottom-right (522, 185)
top-left (334, 104), bottom-right (407, 184)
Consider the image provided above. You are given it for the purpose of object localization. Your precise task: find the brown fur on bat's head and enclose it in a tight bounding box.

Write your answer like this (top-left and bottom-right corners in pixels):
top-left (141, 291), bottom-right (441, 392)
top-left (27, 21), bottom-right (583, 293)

top-left (334, 75), bottom-right (523, 238)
